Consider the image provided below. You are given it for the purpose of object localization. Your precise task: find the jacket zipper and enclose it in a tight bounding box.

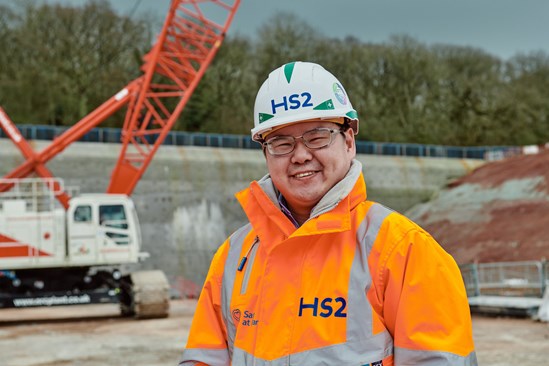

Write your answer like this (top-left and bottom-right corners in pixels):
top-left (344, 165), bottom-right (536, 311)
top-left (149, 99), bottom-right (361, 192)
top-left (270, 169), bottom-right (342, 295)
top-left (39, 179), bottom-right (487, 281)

top-left (238, 236), bottom-right (259, 295)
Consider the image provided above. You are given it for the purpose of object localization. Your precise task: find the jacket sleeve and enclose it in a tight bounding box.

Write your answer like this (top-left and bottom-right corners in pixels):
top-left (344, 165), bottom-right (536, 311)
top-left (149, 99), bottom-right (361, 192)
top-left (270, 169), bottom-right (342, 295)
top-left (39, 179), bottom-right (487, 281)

top-left (179, 240), bottom-right (231, 366)
top-left (371, 222), bottom-right (478, 365)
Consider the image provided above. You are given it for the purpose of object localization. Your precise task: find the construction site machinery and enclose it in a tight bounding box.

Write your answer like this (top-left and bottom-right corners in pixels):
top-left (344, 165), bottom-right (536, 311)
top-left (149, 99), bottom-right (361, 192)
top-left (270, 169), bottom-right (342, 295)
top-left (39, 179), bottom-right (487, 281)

top-left (0, 0), bottom-right (240, 318)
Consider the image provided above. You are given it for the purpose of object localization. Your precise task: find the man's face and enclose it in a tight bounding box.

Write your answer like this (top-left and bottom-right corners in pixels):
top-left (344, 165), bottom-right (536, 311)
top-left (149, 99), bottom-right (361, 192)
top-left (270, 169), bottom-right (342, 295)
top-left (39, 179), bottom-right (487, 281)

top-left (264, 121), bottom-right (356, 217)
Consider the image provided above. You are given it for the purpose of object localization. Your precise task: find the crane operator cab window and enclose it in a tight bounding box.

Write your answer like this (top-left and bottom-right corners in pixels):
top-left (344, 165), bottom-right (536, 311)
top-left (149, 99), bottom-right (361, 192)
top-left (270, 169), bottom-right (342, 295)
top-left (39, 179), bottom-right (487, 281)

top-left (73, 205), bottom-right (92, 222)
top-left (99, 204), bottom-right (129, 245)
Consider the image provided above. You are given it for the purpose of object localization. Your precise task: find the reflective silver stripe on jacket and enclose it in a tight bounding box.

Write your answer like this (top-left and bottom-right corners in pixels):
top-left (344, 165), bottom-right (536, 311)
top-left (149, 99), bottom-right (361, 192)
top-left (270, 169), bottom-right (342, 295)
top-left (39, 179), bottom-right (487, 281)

top-left (231, 333), bottom-right (393, 365)
top-left (349, 203), bottom-right (392, 341)
top-left (179, 226), bottom-right (252, 366)
top-left (347, 203), bottom-right (394, 358)
top-left (221, 223), bottom-right (253, 359)
top-left (219, 203), bottom-right (395, 365)
top-left (179, 348), bottom-right (230, 366)
top-left (395, 347), bottom-right (478, 366)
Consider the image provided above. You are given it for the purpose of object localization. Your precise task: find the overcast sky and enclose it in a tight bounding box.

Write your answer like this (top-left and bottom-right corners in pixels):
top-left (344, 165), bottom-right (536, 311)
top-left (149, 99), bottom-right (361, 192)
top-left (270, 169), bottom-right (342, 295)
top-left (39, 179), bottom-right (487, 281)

top-left (10, 0), bottom-right (549, 60)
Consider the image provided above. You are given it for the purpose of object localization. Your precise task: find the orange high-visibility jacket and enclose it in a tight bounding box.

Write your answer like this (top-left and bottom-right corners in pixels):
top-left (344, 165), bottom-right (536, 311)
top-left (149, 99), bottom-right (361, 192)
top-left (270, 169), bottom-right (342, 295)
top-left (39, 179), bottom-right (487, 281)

top-left (180, 161), bottom-right (477, 366)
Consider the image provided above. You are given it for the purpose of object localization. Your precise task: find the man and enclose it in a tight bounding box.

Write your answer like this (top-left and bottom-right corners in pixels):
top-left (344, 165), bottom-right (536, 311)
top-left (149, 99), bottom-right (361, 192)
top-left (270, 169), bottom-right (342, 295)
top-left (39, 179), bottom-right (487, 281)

top-left (179, 61), bottom-right (477, 365)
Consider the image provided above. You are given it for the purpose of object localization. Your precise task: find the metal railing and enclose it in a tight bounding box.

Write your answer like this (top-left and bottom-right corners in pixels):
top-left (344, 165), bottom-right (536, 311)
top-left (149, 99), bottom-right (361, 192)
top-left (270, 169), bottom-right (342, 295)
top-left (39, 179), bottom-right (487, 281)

top-left (0, 178), bottom-right (79, 212)
top-left (1, 124), bottom-right (516, 160)
top-left (460, 260), bottom-right (548, 298)
top-left (0, 178), bottom-right (63, 212)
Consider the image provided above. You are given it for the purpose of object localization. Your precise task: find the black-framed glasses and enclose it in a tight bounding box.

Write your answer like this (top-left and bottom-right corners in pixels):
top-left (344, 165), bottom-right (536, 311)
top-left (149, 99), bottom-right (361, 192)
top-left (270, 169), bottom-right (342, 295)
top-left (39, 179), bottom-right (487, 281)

top-left (263, 127), bottom-right (343, 156)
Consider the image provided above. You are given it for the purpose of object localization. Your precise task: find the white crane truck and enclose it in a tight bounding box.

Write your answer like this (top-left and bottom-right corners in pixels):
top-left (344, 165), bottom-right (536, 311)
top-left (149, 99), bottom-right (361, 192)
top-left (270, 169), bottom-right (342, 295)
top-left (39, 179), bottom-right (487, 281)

top-left (0, 0), bottom-right (240, 318)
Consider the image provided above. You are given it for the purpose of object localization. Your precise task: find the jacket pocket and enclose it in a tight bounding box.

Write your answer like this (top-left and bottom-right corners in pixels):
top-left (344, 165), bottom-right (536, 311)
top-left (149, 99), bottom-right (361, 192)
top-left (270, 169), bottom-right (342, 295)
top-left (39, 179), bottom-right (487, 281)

top-left (239, 236), bottom-right (259, 295)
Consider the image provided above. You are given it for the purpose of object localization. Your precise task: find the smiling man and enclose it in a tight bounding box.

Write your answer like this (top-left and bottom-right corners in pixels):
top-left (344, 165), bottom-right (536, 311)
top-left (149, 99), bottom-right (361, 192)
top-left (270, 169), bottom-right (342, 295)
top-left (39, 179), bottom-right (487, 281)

top-left (179, 62), bottom-right (477, 366)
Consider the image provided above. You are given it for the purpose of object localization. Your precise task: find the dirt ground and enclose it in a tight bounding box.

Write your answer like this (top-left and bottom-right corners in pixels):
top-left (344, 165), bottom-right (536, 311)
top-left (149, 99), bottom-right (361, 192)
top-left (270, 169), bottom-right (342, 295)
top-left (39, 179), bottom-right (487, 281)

top-left (1, 300), bottom-right (548, 366)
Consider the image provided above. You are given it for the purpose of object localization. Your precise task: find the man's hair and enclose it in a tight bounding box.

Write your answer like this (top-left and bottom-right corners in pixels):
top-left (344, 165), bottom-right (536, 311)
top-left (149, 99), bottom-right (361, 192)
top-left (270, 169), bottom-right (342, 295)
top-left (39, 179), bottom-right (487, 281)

top-left (341, 119), bottom-right (353, 132)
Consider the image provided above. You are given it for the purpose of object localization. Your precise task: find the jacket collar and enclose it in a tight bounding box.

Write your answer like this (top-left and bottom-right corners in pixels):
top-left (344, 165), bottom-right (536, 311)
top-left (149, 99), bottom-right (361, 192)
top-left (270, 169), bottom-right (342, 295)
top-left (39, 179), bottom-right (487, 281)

top-left (235, 160), bottom-right (367, 244)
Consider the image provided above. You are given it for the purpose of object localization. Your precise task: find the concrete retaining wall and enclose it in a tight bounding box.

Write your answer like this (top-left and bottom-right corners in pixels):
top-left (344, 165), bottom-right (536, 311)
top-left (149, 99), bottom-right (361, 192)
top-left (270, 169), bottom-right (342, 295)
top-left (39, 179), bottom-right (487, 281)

top-left (0, 139), bottom-right (483, 294)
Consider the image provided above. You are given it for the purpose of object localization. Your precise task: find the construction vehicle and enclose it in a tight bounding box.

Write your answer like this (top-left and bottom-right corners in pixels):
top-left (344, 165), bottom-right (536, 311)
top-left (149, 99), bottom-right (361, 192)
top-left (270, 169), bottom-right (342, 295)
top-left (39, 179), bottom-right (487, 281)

top-left (0, 0), bottom-right (240, 318)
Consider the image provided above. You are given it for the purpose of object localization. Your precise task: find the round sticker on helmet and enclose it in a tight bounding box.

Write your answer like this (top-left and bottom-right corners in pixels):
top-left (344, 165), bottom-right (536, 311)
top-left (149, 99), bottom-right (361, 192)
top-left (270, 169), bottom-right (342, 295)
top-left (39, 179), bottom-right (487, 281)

top-left (333, 83), bottom-right (347, 105)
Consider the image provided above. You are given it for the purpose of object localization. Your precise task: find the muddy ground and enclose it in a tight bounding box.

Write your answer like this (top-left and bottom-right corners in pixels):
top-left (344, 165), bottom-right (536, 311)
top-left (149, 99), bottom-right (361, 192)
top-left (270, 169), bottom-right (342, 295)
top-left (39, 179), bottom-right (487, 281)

top-left (1, 300), bottom-right (548, 366)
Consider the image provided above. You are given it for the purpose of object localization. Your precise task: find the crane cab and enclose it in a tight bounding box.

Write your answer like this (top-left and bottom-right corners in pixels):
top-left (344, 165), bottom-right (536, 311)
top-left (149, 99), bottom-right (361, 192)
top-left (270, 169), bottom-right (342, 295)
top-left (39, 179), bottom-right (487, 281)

top-left (67, 194), bottom-right (146, 266)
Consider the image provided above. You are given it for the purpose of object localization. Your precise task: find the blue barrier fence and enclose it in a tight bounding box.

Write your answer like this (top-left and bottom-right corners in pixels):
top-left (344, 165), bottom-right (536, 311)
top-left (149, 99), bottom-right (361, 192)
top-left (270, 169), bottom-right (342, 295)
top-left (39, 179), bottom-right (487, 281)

top-left (1, 124), bottom-right (514, 160)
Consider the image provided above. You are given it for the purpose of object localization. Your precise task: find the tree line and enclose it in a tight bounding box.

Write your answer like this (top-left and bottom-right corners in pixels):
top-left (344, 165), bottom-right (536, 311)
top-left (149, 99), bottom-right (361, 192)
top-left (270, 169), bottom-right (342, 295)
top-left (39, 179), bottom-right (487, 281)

top-left (1, 1), bottom-right (548, 146)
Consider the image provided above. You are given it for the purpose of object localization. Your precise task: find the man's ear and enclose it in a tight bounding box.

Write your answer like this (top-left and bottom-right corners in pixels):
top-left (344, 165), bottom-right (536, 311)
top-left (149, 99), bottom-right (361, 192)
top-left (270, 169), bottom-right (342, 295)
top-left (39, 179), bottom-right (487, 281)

top-left (344, 128), bottom-right (356, 155)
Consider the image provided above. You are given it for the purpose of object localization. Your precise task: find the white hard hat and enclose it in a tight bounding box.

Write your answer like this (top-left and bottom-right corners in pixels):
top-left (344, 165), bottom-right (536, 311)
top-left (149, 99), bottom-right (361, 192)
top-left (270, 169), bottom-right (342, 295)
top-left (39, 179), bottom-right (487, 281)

top-left (251, 61), bottom-right (359, 142)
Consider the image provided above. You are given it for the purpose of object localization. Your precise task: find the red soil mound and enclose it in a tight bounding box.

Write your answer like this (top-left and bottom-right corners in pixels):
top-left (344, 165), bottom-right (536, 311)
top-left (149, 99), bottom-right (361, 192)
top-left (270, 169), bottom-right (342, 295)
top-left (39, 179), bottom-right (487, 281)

top-left (449, 149), bottom-right (549, 192)
top-left (415, 149), bottom-right (549, 264)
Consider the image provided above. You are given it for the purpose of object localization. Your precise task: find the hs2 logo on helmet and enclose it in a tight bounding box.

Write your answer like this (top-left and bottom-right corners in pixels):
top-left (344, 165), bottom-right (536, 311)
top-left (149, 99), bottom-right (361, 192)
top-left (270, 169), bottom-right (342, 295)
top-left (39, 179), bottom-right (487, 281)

top-left (270, 92), bottom-right (313, 114)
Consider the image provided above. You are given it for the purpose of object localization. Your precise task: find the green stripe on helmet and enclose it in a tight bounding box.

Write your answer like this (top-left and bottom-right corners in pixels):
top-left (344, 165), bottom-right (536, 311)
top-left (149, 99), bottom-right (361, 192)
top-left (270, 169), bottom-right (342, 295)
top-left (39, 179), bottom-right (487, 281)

top-left (313, 99), bottom-right (335, 110)
top-left (345, 110), bottom-right (358, 119)
top-left (258, 113), bottom-right (275, 123)
top-left (284, 62), bottom-right (296, 83)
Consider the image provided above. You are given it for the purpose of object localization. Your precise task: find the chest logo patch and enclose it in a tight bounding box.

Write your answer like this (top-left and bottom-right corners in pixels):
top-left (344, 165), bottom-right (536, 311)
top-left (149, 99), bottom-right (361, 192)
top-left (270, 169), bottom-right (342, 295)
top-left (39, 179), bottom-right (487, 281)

top-left (232, 309), bottom-right (241, 323)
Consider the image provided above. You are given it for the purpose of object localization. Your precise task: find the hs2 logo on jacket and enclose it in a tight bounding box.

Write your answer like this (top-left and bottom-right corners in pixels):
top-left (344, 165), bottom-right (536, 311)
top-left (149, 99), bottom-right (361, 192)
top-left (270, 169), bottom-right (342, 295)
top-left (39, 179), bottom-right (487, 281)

top-left (298, 297), bottom-right (347, 318)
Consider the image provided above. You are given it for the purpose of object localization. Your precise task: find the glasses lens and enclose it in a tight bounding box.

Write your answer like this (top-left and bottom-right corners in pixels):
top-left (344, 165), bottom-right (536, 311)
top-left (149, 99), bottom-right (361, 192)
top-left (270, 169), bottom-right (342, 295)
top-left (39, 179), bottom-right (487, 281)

top-left (303, 129), bottom-right (332, 148)
top-left (268, 136), bottom-right (295, 155)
